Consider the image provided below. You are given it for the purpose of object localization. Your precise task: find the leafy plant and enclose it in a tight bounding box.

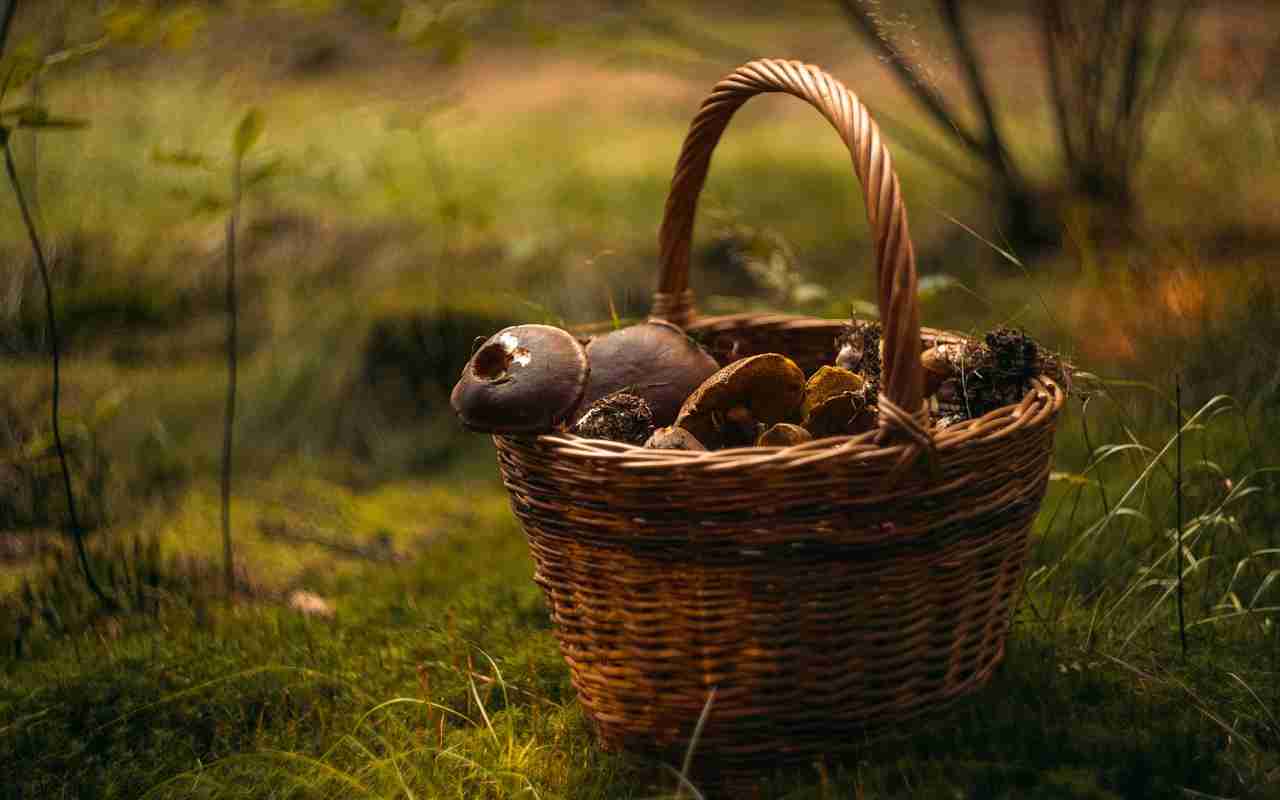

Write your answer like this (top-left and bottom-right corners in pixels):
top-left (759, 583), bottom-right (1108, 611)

top-left (0, 0), bottom-right (111, 608)
top-left (3, 386), bottom-right (124, 532)
top-left (221, 108), bottom-right (263, 598)
top-left (152, 107), bottom-right (273, 597)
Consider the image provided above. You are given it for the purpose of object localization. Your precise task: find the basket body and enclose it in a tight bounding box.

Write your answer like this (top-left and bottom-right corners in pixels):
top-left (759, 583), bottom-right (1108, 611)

top-left (463, 57), bottom-right (1067, 772)
top-left (495, 318), bottom-right (1063, 767)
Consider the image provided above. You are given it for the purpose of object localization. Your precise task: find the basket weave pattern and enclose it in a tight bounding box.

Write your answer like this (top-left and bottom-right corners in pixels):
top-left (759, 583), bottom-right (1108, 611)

top-left (492, 60), bottom-right (1065, 766)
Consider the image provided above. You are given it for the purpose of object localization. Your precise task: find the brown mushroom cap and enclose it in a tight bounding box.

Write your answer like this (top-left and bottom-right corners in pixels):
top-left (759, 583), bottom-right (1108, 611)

top-left (801, 366), bottom-right (873, 437)
top-left (921, 343), bottom-right (963, 397)
top-left (580, 319), bottom-right (719, 427)
top-left (756, 422), bottom-right (813, 447)
top-left (675, 353), bottom-right (806, 449)
top-left (644, 425), bottom-right (707, 451)
top-left (804, 393), bottom-right (874, 437)
top-left (450, 324), bottom-right (588, 434)
top-left (800, 367), bottom-right (865, 419)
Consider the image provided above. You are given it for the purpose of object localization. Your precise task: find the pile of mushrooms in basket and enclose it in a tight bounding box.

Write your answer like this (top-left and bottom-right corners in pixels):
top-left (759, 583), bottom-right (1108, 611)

top-left (451, 317), bottom-right (1059, 448)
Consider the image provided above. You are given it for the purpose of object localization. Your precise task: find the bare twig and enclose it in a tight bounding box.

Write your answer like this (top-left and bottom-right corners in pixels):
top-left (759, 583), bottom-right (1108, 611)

top-left (834, 0), bottom-right (989, 159)
top-left (257, 520), bottom-right (407, 564)
top-left (936, 0), bottom-right (1020, 186)
top-left (220, 152), bottom-right (241, 598)
top-left (864, 102), bottom-right (987, 192)
top-left (2, 139), bottom-right (111, 608)
top-left (1081, 0), bottom-right (1125, 168)
top-left (0, 1), bottom-right (16, 54)
top-left (1038, 0), bottom-right (1078, 173)
top-left (1128, 0), bottom-right (1201, 168)
top-left (1118, 0), bottom-right (1154, 125)
top-left (839, 0), bottom-right (1059, 250)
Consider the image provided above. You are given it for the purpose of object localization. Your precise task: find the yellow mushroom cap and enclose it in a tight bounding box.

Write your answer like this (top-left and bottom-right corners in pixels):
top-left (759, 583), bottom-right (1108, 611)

top-left (756, 423), bottom-right (813, 447)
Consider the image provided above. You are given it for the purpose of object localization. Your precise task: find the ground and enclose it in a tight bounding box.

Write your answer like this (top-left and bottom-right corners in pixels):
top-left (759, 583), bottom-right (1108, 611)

top-left (2, 2), bottom-right (1280, 798)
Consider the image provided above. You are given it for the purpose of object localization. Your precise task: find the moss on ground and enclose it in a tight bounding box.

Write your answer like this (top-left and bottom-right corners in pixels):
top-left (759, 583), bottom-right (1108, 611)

top-left (2, 4), bottom-right (1280, 798)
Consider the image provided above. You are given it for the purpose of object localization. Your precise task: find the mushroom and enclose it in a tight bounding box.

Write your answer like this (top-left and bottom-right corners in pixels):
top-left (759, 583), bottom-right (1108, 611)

top-left (756, 423), bottom-right (812, 447)
top-left (450, 324), bottom-right (588, 434)
top-left (644, 425), bottom-right (707, 451)
top-left (926, 328), bottom-right (1047, 425)
top-left (572, 392), bottom-right (655, 444)
top-left (675, 353), bottom-right (806, 449)
top-left (801, 366), bottom-right (874, 437)
top-left (579, 319), bottom-right (719, 427)
top-left (834, 320), bottom-right (882, 378)
top-left (920, 343), bottom-right (963, 397)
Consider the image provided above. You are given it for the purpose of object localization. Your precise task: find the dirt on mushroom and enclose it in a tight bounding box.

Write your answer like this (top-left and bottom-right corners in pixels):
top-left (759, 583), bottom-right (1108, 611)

top-left (801, 366), bottom-right (874, 437)
top-left (450, 324), bottom-right (589, 433)
top-left (674, 353), bottom-right (806, 449)
top-left (571, 392), bottom-right (656, 444)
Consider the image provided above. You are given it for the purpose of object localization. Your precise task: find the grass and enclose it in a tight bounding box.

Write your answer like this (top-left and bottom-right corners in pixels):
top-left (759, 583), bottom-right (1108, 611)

top-left (3, 2), bottom-right (1280, 798)
top-left (3, 417), bottom-right (1279, 798)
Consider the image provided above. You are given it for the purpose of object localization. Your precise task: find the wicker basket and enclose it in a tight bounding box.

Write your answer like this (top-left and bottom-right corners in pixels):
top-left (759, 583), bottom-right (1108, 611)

top-left (493, 59), bottom-right (1065, 770)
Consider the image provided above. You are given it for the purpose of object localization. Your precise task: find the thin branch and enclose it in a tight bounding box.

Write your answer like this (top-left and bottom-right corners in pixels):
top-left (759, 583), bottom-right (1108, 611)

top-left (936, 0), bottom-right (1020, 186)
top-left (1128, 0), bottom-right (1201, 168)
top-left (3, 138), bottom-right (111, 608)
top-left (834, 0), bottom-right (990, 160)
top-left (1109, 0), bottom-right (1155, 174)
top-left (1250, 32), bottom-right (1280, 105)
top-left (0, 0), bottom-right (16, 57)
top-left (1118, 0), bottom-right (1155, 124)
top-left (221, 153), bottom-right (241, 598)
top-left (1038, 0), bottom-right (1078, 174)
top-left (1082, 0), bottom-right (1125, 169)
top-left (28, 71), bottom-right (38, 216)
top-left (863, 102), bottom-right (988, 192)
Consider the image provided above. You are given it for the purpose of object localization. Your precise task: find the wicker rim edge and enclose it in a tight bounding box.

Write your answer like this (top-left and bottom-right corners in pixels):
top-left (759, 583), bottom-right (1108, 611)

top-left (521, 312), bottom-right (1067, 473)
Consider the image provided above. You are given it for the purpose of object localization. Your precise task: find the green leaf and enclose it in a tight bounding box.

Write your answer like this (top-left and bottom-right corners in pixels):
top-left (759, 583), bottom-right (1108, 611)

top-left (0, 103), bottom-right (88, 129)
top-left (192, 191), bottom-right (229, 216)
top-left (151, 146), bottom-right (216, 171)
top-left (0, 53), bottom-right (42, 99)
top-left (15, 112), bottom-right (88, 130)
top-left (42, 37), bottom-right (109, 69)
top-left (91, 387), bottom-right (130, 427)
top-left (20, 431), bottom-right (55, 462)
top-left (1048, 471), bottom-right (1099, 487)
top-left (243, 155), bottom-right (287, 189)
top-left (233, 107), bottom-right (264, 159)
top-left (0, 102), bottom-right (36, 118)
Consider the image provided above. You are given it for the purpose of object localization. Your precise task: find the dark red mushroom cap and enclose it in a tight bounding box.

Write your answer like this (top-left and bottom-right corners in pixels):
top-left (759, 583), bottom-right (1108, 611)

top-left (450, 324), bottom-right (589, 434)
top-left (579, 319), bottom-right (719, 427)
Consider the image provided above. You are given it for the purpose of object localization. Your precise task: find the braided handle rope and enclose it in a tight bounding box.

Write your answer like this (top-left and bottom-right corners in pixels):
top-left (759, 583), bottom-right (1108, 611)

top-left (652, 59), bottom-right (925, 427)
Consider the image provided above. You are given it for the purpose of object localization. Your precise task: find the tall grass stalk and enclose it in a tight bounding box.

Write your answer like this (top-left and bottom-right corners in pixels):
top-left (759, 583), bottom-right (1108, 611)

top-left (1176, 371), bottom-right (1187, 659)
top-left (221, 139), bottom-right (241, 597)
top-left (220, 108), bottom-right (262, 597)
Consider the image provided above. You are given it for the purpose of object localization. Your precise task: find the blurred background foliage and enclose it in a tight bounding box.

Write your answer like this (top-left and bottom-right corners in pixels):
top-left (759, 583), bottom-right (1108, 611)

top-left (2, 1), bottom-right (1280, 797)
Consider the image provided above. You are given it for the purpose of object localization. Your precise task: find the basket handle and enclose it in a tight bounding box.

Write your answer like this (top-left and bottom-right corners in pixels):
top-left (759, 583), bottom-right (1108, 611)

top-left (652, 59), bottom-right (926, 432)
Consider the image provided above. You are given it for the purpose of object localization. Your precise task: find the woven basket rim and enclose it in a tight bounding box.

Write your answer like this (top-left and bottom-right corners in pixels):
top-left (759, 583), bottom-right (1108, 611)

top-left (521, 318), bottom-right (1067, 473)
top-left (523, 377), bottom-right (1060, 468)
